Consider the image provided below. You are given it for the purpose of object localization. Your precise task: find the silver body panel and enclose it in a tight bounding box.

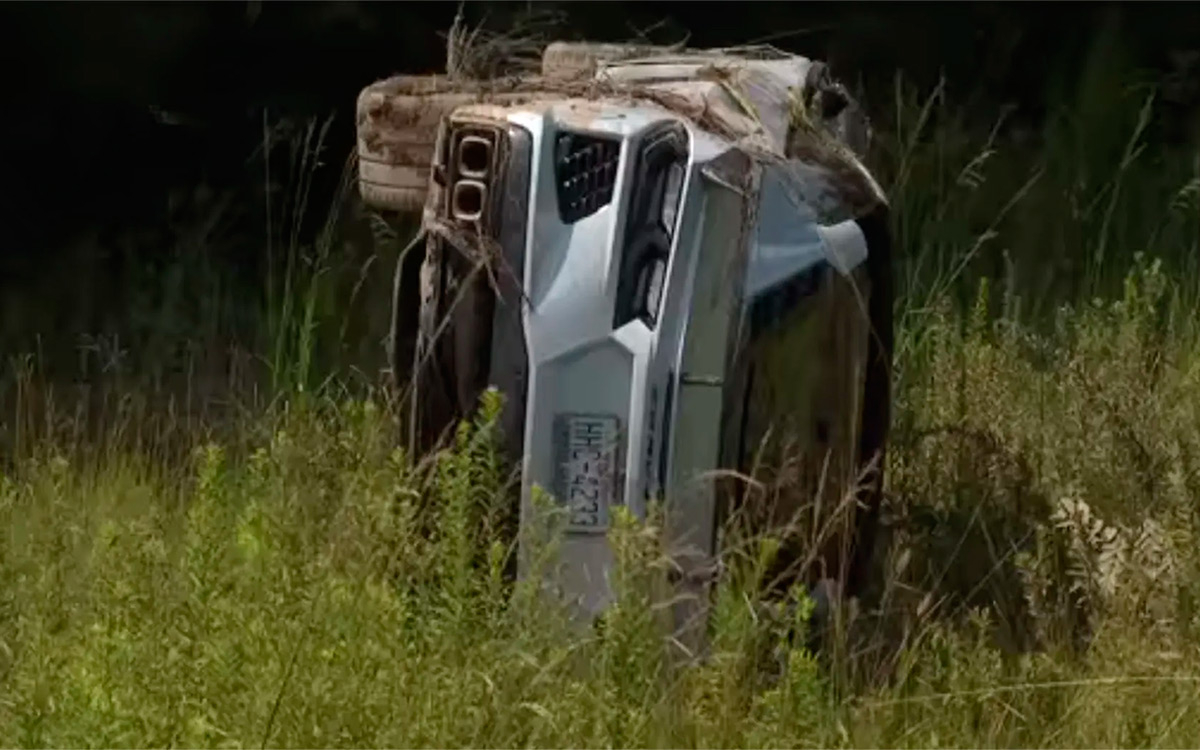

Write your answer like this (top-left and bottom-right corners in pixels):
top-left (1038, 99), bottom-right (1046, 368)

top-left (366, 47), bottom-right (887, 631)
top-left (455, 99), bottom-right (876, 619)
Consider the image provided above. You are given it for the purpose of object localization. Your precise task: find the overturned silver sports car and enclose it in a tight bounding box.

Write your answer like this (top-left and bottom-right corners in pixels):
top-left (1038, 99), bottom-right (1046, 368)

top-left (356, 41), bottom-right (893, 642)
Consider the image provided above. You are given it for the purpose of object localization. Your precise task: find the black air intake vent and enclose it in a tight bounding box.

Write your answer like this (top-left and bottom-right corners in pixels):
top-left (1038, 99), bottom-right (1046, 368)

top-left (554, 131), bottom-right (620, 224)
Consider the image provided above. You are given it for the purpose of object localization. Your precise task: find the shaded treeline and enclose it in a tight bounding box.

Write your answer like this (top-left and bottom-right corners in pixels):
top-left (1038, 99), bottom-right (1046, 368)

top-left (0, 2), bottom-right (1195, 387)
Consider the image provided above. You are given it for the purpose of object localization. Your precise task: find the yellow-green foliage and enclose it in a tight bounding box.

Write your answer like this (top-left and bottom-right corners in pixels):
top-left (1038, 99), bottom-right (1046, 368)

top-left (4, 266), bottom-right (1200, 748)
top-left (3, 42), bottom-right (1200, 747)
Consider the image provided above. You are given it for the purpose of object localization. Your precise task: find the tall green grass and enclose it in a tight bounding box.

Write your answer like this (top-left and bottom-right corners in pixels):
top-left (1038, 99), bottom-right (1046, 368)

top-left (4, 287), bottom-right (1200, 746)
top-left (2, 36), bottom-right (1200, 747)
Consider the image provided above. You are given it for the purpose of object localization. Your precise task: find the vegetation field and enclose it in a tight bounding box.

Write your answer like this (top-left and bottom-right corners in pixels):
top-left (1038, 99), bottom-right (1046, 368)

top-left (1, 28), bottom-right (1199, 748)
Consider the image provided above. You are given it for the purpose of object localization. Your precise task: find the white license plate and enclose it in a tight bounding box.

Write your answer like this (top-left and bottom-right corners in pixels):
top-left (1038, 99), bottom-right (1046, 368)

top-left (554, 413), bottom-right (622, 532)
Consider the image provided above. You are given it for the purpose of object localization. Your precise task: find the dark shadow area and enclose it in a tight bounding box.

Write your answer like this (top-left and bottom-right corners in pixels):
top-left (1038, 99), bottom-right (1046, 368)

top-left (0, 2), bottom-right (1196, 441)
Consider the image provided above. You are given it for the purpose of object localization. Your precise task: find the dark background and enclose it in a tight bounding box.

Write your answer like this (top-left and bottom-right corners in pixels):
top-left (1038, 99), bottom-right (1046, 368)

top-left (0, 1), bottom-right (1196, 377)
